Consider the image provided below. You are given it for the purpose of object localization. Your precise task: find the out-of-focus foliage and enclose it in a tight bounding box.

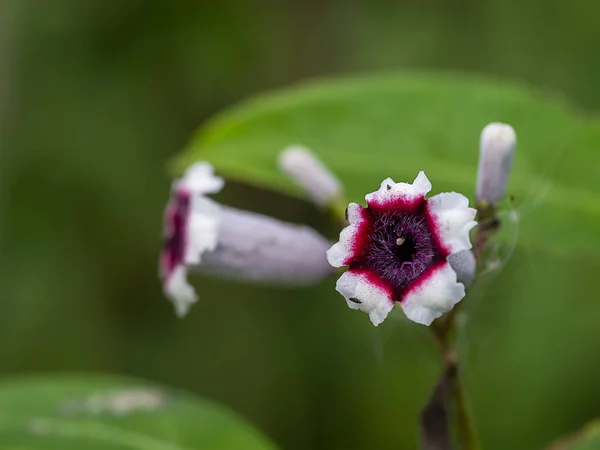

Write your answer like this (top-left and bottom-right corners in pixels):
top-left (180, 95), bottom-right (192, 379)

top-left (549, 419), bottom-right (600, 450)
top-left (178, 73), bottom-right (600, 258)
top-left (0, 375), bottom-right (276, 449)
top-left (2, 1), bottom-right (600, 449)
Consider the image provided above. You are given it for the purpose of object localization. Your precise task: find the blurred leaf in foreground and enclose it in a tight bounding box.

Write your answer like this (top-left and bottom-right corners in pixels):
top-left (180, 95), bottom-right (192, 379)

top-left (0, 374), bottom-right (277, 450)
top-left (548, 419), bottom-right (600, 450)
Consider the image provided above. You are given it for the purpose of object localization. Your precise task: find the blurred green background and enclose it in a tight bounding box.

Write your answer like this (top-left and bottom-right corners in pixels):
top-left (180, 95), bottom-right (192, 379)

top-left (1, 1), bottom-right (600, 449)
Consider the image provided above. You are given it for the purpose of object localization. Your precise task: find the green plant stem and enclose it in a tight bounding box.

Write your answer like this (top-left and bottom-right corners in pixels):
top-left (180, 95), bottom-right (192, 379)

top-left (454, 371), bottom-right (479, 450)
top-left (426, 201), bottom-right (500, 450)
top-left (431, 323), bottom-right (480, 450)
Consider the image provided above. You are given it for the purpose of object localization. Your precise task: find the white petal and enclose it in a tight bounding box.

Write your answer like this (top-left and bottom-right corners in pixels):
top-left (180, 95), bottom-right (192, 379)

top-left (412, 171), bottom-right (433, 194)
top-left (401, 262), bottom-right (465, 326)
top-left (184, 196), bottom-right (221, 265)
top-left (177, 162), bottom-right (224, 195)
top-left (426, 192), bottom-right (477, 254)
top-left (335, 270), bottom-right (394, 326)
top-left (326, 222), bottom-right (361, 268)
top-left (365, 172), bottom-right (432, 208)
top-left (165, 265), bottom-right (198, 317)
top-left (278, 145), bottom-right (342, 206)
top-left (346, 202), bottom-right (366, 224)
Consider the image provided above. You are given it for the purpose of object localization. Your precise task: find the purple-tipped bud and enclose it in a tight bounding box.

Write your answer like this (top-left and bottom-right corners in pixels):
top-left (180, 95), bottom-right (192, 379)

top-left (161, 162), bottom-right (333, 317)
top-left (278, 145), bottom-right (342, 207)
top-left (448, 250), bottom-right (476, 287)
top-left (476, 123), bottom-right (516, 205)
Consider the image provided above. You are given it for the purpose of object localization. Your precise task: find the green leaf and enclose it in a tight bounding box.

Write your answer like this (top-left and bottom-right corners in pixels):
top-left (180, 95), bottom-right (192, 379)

top-left (547, 419), bottom-right (600, 450)
top-left (0, 374), bottom-right (277, 450)
top-left (177, 72), bottom-right (600, 258)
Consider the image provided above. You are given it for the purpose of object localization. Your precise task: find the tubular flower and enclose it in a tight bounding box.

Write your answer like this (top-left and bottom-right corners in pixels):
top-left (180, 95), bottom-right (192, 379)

top-left (161, 162), bottom-right (333, 317)
top-left (326, 172), bottom-right (477, 326)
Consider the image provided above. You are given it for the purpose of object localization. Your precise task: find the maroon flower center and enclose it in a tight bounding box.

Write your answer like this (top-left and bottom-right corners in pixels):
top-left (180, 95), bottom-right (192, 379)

top-left (351, 202), bottom-right (446, 301)
top-left (162, 190), bottom-right (191, 278)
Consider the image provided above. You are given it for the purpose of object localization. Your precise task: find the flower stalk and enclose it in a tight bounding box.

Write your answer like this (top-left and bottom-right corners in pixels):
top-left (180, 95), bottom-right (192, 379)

top-left (424, 194), bottom-right (508, 449)
top-left (454, 370), bottom-right (479, 450)
top-left (431, 315), bottom-right (480, 450)
top-left (421, 122), bottom-right (517, 450)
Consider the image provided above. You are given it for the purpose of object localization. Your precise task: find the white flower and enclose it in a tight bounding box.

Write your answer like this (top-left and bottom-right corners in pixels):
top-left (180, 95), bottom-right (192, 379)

top-left (278, 145), bottom-right (342, 207)
top-left (326, 172), bottom-right (477, 326)
top-left (161, 162), bottom-right (333, 317)
top-left (476, 123), bottom-right (517, 205)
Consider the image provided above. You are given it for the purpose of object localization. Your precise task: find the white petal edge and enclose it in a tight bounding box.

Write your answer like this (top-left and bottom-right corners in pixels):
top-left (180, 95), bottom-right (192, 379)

top-left (426, 192), bottom-right (477, 254)
top-left (346, 202), bottom-right (366, 224)
top-left (401, 262), bottom-right (465, 326)
top-left (165, 265), bottom-right (198, 318)
top-left (326, 222), bottom-right (361, 268)
top-left (365, 172), bottom-right (432, 206)
top-left (184, 196), bottom-right (221, 265)
top-left (413, 171), bottom-right (433, 194)
top-left (335, 270), bottom-right (394, 326)
top-left (177, 162), bottom-right (225, 195)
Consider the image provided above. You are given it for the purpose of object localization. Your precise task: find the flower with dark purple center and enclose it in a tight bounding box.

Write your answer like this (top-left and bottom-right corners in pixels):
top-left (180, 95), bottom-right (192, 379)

top-left (327, 172), bottom-right (477, 326)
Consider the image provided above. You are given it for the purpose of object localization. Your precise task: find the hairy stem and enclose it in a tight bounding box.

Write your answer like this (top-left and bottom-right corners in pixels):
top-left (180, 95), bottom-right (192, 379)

top-left (426, 320), bottom-right (480, 450)
top-left (426, 350), bottom-right (479, 450)
top-left (422, 201), bottom-right (501, 449)
top-left (454, 369), bottom-right (479, 450)
top-left (420, 359), bottom-right (456, 450)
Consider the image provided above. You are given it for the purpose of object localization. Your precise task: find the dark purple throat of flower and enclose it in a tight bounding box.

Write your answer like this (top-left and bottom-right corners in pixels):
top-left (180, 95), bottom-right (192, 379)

top-left (351, 200), bottom-right (447, 302)
top-left (161, 189), bottom-right (191, 281)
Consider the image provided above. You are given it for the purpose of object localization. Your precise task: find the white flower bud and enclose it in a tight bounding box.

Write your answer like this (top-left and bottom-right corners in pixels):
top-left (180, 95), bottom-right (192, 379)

top-left (476, 123), bottom-right (516, 205)
top-left (447, 250), bottom-right (476, 287)
top-left (278, 145), bottom-right (342, 207)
